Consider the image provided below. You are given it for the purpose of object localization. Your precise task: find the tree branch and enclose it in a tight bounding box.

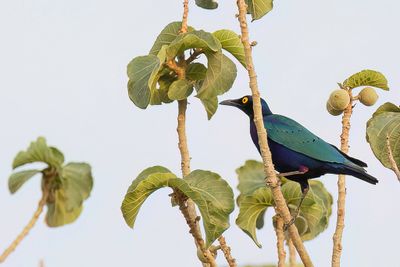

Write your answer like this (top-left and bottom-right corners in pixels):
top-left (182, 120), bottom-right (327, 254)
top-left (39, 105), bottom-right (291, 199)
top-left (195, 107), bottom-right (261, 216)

top-left (235, 1), bottom-right (313, 266)
top-left (386, 134), bottom-right (400, 181)
top-left (331, 89), bottom-right (353, 267)
top-left (218, 236), bottom-right (237, 267)
top-left (275, 216), bottom-right (286, 267)
top-left (287, 237), bottom-right (297, 267)
top-left (0, 189), bottom-right (49, 263)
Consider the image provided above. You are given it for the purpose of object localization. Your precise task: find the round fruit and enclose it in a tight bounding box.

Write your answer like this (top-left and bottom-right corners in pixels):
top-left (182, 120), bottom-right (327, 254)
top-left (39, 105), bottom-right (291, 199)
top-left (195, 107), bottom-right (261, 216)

top-left (358, 87), bottom-right (378, 106)
top-left (326, 101), bottom-right (344, 116)
top-left (328, 89), bottom-right (350, 110)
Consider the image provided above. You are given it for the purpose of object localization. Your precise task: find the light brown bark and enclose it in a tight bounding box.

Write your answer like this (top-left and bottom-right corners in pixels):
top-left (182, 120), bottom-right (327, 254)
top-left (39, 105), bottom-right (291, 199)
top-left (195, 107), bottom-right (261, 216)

top-left (218, 236), bottom-right (237, 267)
top-left (275, 217), bottom-right (286, 267)
top-left (235, 1), bottom-right (313, 266)
top-left (287, 237), bottom-right (297, 267)
top-left (331, 89), bottom-right (353, 267)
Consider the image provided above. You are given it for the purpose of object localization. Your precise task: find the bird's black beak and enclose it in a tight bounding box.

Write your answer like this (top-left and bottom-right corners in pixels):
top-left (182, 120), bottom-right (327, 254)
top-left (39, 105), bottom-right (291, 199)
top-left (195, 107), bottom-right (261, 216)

top-left (219, 99), bottom-right (242, 108)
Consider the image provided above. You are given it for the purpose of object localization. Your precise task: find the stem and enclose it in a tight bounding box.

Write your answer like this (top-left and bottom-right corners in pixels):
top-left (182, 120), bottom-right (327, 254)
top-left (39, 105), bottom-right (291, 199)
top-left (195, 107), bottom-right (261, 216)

top-left (174, 3), bottom-right (217, 266)
top-left (275, 216), bottom-right (286, 267)
top-left (0, 190), bottom-right (49, 263)
top-left (287, 237), bottom-right (297, 267)
top-left (235, 1), bottom-right (313, 266)
top-left (386, 134), bottom-right (400, 181)
top-left (218, 236), bottom-right (237, 267)
top-left (331, 89), bottom-right (353, 267)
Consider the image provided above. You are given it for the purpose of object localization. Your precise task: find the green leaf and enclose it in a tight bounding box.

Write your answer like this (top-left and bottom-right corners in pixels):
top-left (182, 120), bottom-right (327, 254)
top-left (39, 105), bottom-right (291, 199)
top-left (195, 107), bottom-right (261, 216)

top-left (166, 30), bottom-right (222, 59)
top-left (193, 80), bottom-right (218, 120)
top-left (245, 0), bottom-right (274, 21)
top-left (121, 168), bottom-right (234, 247)
top-left (196, 52), bottom-right (237, 99)
top-left (183, 170), bottom-right (235, 246)
top-left (149, 22), bottom-right (195, 56)
top-left (366, 102), bottom-right (400, 173)
top-left (121, 170), bottom-right (178, 228)
top-left (236, 187), bottom-right (273, 247)
top-left (46, 188), bottom-right (83, 227)
top-left (61, 163), bottom-right (93, 210)
top-left (186, 63), bottom-right (207, 81)
top-left (343, 69), bottom-right (389, 90)
top-left (236, 160), bottom-right (265, 198)
top-left (168, 79), bottom-right (194, 100)
top-left (127, 55), bottom-right (160, 109)
top-left (213, 30), bottom-right (246, 67)
top-left (195, 0), bottom-right (218, 9)
top-left (148, 45), bottom-right (168, 92)
top-left (8, 169), bottom-right (41, 194)
top-left (13, 137), bottom-right (64, 169)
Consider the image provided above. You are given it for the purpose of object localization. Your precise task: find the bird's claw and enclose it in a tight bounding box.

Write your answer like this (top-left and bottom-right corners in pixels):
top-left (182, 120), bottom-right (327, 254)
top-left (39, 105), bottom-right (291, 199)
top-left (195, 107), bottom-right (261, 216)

top-left (283, 217), bottom-right (296, 231)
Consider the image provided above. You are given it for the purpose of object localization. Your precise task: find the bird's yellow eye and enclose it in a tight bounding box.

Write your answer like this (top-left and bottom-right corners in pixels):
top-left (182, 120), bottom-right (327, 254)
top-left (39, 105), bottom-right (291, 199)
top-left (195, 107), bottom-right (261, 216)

top-left (242, 97), bottom-right (249, 104)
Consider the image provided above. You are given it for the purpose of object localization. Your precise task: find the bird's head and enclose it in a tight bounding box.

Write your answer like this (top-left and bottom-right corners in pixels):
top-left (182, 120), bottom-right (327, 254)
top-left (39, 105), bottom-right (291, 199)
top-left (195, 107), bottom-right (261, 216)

top-left (219, 95), bottom-right (272, 117)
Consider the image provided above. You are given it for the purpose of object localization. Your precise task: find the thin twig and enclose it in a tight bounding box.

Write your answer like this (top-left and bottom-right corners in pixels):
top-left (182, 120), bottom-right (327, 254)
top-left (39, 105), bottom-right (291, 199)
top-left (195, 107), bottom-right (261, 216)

top-left (0, 190), bottom-right (49, 263)
top-left (174, 2), bottom-right (216, 266)
top-left (218, 236), bottom-right (237, 267)
top-left (287, 237), bottom-right (297, 267)
top-left (235, 1), bottom-right (313, 266)
top-left (386, 134), bottom-right (400, 181)
top-left (331, 89), bottom-right (353, 267)
top-left (275, 216), bottom-right (286, 267)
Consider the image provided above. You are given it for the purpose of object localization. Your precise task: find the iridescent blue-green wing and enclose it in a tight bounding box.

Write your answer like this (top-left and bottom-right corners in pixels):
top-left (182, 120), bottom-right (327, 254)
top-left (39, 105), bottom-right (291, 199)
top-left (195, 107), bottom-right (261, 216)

top-left (264, 114), bottom-right (346, 164)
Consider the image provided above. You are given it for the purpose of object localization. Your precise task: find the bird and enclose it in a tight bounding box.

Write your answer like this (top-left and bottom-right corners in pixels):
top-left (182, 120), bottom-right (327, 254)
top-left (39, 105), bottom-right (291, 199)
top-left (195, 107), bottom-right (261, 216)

top-left (220, 95), bottom-right (378, 225)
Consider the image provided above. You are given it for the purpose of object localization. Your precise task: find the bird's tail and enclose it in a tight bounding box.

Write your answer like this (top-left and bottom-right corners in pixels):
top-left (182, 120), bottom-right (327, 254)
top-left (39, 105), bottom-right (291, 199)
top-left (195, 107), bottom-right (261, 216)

top-left (342, 163), bottom-right (379, 185)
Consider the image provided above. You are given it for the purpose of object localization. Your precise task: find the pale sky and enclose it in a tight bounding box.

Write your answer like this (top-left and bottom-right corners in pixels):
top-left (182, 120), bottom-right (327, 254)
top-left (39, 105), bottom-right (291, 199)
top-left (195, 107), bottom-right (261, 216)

top-left (0, 1), bottom-right (399, 267)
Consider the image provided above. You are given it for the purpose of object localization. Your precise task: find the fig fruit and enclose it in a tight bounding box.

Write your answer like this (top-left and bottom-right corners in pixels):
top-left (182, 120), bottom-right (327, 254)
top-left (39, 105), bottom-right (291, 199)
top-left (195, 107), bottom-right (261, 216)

top-left (328, 89), bottom-right (350, 110)
top-left (326, 101), bottom-right (344, 116)
top-left (358, 87), bottom-right (378, 106)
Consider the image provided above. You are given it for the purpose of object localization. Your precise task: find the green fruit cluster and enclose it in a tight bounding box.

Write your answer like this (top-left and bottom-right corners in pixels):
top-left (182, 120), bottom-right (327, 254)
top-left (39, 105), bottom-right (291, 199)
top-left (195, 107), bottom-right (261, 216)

top-left (326, 89), bottom-right (350, 116)
top-left (358, 87), bottom-right (378, 106)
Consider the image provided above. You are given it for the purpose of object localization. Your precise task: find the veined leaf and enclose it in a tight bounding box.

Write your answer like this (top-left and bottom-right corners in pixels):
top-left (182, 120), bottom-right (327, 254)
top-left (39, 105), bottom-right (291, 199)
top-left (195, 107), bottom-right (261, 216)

top-left (8, 169), bottom-right (41, 194)
top-left (236, 160), bottom-right (265, 198)
top-left (195, 0), bottom-right (218, 9)
top-left (121, 167), bottom-right (234, 247)
top-left (149, 22), bottom-right (195, 56)
top-left (166, 30), bottom-right (221, 59)
top-left (196, 52), bottom-right (237, 99)
top-left (46, 188), bottom-right (83, 227)
top-left (186, 63), bottom-right (207, 81)
top-left (245, 0), bottom-right (273, 21)
top-left (213, 30), bottom-right (246, 67)
top-left (168, 79), bottom-right (194, 100)
top-left (366, 102), bottom-right (400, 174)
top-left (13, 137), bottom-right (64, 169)
top-left (236, 187), bottom-right (273, 247)
top-left (127, 55), bottom-right (160, 109)
top-left (343, 69), bottom-right (389, 90)
top-left (193, 79), bottom-right (218, 120)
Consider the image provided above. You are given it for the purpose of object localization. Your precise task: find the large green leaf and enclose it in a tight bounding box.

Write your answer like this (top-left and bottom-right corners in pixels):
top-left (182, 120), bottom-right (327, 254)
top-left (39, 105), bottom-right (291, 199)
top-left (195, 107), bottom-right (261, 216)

top-left (61, 163), bottom-right (93, 211)
top-left (343, 69), bottom-right (389, 90)
top-left (236, 187), bottom-right (273, 247)
top-left (193, 75), bottom-right (219, 120)
top-left (366, 102), bottom-right (400, 173)
top-left (195, 0), bottom-right (218, 9)
top-left (121, 167), bottom-right (234, 247)
top-left (127, 55), bottom-right (160, 109)
top-left (168, 79), bottom-right (194, 100)
top-left (236, 160), bottom-right (266, 198)
top-left (13, 137), bottom-right (64, 169)
top-left (196, 52), bottom-right (237, 99)
top-left (149, 22), bottom-right (195, 56)
top-left (245, 0), bottom-right (273, 21)
top-left (46, 188), bottom-right (83, 227)
top-left (166, 30), bottom-right (221, 59)
top-left (186, 63), bottom-right (207, 81)
top-left (213, 30), bottom-right (246, 67)
top-left (8, 169), bottom-right (41, 194)
top-left (183, 170), bottom-right (235, 246)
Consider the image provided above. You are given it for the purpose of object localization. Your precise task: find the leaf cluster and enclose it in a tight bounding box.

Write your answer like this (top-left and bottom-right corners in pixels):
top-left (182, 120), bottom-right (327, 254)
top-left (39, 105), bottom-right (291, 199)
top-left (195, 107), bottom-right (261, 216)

top-left (8, 137), bottom-right (93, 227)
top-left (127, 21), bottom-right (246, 119)
top-left (121, 166), bottom-right (234, 247)
top-left (235, 160), bottom-right (333, 247)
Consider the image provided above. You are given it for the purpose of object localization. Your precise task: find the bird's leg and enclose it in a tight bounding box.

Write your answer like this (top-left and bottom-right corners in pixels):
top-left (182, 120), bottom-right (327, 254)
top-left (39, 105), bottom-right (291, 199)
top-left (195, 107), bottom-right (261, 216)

top-left (283, 182), bottom-right (310, 231)
top-left (277, 166), bottom-right (309, 177)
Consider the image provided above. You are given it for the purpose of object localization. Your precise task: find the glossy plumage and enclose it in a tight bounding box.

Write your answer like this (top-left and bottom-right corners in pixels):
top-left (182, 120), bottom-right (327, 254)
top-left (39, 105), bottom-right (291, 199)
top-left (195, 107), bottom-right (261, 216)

top-left (220, 95), bottom-right (378, 193)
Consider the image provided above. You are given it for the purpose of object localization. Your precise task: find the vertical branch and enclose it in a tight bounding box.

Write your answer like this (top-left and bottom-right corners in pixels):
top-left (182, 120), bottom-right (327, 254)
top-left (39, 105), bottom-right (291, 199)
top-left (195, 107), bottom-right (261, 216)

top-left (331, 89), bottom-right (353, 267)
top-left (386, 134), bottom-right (400, 181)
top-left (275, 217), bottom-right (286, 267)
top-left (287, 237), bottom-right (297, 267)
top-left (0, 190), bottom-right (49, 263)
top-left (173, 1), bottom-right (217, 266)
top-left (235, 1), bottom-right (313, 266)
top-left (218, 236), bottom-right (237, 267)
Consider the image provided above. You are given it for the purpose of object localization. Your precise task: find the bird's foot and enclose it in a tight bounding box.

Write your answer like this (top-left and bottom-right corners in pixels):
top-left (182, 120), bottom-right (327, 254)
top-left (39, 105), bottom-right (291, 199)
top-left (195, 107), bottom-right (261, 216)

top-left (283, 217), bottom-right (296, 231)
top-left (278, 166), bottom-right (309, 177)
